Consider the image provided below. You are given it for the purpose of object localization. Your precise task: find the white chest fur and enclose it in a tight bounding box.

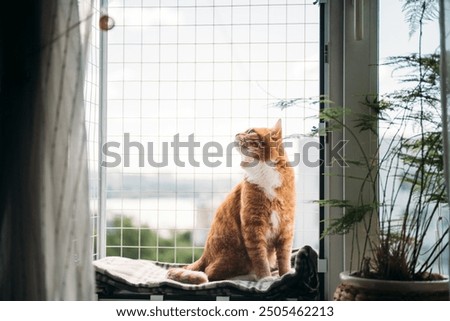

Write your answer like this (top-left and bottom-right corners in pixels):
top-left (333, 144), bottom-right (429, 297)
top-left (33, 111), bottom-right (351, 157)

top-left (270, 210), bottom-right (280, 230)
top-left (244, 162), bottom-right (281, 200)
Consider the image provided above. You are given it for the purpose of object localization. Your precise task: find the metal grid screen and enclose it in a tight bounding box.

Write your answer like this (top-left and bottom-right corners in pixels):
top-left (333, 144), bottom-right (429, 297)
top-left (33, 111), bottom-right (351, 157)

top-left (105, 0), bottom-right (320, 263)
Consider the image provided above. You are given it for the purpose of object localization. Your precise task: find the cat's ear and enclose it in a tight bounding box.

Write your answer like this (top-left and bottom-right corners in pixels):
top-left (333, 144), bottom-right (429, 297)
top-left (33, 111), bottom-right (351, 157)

top-left (271, 119), bottom-right (282, 140)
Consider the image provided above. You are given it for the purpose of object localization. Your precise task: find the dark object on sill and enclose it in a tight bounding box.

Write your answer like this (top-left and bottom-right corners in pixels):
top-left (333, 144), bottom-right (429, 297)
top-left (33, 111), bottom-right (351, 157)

top-left (93, 245), bottom-right (319, 301)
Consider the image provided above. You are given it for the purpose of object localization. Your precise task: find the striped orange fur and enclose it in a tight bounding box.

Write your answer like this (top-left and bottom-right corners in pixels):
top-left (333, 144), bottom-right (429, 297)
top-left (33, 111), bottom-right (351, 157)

top-left (166, 120), bottom-right (296, 284)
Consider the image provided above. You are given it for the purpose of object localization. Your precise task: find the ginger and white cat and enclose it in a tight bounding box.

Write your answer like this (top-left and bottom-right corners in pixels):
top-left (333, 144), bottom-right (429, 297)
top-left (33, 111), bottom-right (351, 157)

top-left (166, 119), bottom-right (296, 284)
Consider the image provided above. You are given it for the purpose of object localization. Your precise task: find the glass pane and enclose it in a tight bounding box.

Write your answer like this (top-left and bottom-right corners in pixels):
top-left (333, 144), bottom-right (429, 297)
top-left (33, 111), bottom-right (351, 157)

top-left (379, 0), bottom-right (447, 275)
top-left (440, 0), bottom-right (450, 277)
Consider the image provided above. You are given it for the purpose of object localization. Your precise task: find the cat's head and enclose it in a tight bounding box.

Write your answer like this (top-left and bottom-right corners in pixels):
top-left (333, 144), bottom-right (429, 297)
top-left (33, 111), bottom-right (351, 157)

top-left (235, 119), bottom-right (285, 167)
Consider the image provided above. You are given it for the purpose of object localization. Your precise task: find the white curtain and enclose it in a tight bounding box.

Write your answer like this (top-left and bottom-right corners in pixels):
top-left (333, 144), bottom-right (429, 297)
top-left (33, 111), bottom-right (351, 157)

top-left (0, 0), bottom-right (95, 300)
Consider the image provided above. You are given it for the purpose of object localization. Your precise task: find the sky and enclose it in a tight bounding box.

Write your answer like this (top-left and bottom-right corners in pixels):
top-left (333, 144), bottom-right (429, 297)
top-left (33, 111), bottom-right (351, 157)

top-left (105, 0), bottom-right (321, 176)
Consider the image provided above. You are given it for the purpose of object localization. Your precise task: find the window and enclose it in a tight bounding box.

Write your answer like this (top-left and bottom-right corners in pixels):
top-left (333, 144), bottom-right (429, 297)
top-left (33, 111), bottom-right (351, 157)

top-left (96, 0), bottom-right (321, 263)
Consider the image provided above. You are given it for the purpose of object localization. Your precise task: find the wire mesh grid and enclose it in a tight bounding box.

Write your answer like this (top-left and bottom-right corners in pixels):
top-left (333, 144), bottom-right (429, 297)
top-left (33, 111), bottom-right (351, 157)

top-left (104, 0), bottom-right (320, 263)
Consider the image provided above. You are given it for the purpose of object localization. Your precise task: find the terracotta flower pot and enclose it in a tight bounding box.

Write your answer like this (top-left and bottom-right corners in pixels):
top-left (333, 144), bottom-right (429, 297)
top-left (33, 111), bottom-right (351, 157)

top-left (334, 271), bottom-right (449, 300)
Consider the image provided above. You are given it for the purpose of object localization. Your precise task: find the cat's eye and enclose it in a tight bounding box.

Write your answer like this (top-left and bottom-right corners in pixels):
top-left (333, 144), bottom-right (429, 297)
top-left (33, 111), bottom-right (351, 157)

top-left (258, 141), bottom-right (266, 147)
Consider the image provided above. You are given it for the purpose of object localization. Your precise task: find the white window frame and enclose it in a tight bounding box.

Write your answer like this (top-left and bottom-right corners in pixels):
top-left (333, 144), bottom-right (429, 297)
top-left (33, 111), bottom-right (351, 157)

top-left (322, 0), bottom-right (379, 300)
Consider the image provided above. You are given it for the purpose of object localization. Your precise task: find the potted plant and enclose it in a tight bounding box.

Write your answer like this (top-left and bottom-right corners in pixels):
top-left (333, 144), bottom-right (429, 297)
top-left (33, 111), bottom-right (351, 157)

top-left (317, 47), bottom-right (449, 300)
top-left (306, 0), bottom-right (450, 301)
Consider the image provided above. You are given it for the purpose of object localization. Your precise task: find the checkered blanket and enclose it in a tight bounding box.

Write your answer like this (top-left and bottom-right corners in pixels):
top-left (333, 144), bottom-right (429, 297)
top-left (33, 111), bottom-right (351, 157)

top-left (94, 245), bottom-right (319, 300)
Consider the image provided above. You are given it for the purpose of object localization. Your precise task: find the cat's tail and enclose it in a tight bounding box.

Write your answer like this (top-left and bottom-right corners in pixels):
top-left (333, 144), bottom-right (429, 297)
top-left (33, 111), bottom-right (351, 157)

top-left (166, 259), bottom-right (209, 285)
